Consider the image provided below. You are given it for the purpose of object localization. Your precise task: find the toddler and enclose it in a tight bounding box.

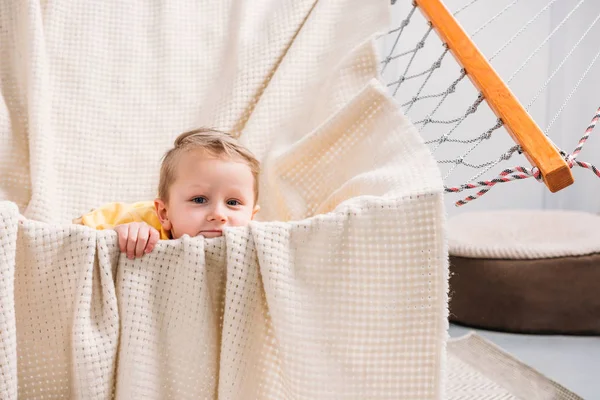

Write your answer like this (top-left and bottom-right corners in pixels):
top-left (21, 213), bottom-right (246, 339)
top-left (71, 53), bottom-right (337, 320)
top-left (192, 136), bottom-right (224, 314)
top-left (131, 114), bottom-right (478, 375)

top-left (76, 128), bottom-right (260, 259)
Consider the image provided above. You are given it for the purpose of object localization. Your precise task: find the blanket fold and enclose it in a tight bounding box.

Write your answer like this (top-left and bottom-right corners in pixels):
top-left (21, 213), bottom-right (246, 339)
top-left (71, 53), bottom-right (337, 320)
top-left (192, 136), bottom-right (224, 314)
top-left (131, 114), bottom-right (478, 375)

top-left (1, 196), bottom-right (447, 399)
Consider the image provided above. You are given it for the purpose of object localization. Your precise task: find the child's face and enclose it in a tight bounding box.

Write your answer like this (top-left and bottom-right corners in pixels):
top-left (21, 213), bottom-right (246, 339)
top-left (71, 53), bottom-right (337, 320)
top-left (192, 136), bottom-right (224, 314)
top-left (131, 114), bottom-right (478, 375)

top-left (155, 150), bottom-right (259, 239)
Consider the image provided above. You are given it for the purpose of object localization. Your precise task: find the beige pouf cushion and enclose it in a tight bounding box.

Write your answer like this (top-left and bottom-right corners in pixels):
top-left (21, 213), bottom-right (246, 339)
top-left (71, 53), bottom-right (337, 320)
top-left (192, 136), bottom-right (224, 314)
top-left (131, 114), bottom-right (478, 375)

top-left (448, 210), bottom-right (600, 335)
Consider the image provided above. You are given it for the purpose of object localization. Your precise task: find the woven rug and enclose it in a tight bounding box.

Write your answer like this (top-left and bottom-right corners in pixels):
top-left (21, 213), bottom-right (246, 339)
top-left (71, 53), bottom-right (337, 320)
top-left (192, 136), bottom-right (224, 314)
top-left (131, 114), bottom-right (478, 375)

top-left (447, 333), bottom-right (582, 399)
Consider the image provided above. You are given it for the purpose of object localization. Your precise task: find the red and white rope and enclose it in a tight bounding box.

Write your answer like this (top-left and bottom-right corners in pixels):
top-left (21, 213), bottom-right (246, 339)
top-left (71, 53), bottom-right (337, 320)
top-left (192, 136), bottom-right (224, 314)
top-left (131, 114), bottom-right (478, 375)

top-left (446, 106), bottom-right (600, 206)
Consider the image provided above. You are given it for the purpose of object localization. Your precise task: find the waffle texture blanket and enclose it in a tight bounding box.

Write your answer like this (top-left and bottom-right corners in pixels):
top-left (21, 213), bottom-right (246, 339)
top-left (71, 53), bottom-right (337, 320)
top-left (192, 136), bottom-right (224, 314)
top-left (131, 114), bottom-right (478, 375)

top-left (0, 0), bottom-right (448, 398)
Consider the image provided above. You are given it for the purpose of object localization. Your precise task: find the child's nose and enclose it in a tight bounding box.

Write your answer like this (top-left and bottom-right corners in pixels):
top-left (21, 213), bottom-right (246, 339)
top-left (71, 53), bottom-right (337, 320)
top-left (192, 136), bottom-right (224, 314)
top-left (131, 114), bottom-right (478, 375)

top-left (208, 206), bottom-right (227, 222)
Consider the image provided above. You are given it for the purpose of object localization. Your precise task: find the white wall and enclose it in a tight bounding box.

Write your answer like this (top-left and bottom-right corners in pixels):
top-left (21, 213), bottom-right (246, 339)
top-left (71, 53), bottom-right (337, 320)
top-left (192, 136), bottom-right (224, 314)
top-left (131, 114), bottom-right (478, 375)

top-left (380, 0), bottom-right (600, 216)
top-left (543, 0), bottom-right (600, 212)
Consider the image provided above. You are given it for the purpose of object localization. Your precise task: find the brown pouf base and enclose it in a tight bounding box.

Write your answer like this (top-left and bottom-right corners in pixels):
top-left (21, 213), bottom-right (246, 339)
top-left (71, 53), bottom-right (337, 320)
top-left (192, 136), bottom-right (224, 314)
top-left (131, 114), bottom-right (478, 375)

top-left (449, 253), bottom-right (600, 335)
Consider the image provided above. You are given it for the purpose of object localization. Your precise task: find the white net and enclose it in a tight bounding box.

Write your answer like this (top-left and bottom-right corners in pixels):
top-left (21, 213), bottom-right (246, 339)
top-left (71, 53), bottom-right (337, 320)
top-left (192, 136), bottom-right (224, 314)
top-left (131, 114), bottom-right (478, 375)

top-left (379, 0), bottom-right (600, 206)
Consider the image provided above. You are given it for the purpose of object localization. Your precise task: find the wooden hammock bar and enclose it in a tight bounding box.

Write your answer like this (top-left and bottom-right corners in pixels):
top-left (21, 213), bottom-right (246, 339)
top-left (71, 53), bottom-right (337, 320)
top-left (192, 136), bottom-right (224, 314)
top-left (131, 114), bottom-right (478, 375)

top-left (414, 0), bottom-right (574, 192)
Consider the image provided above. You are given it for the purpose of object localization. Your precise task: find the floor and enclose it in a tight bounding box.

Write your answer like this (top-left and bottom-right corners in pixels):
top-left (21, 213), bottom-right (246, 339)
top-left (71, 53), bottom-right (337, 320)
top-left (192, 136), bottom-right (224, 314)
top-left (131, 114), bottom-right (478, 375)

top-left (449, 324), bottom-right (600, 399)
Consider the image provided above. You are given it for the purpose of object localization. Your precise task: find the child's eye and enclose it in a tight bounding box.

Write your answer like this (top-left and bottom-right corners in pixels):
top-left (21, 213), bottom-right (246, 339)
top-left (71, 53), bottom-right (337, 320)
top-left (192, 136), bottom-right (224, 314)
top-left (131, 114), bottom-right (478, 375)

top-left (226, 199), bottom-right (241, 206)
top-left (191, 197), bottom-right (207, 204)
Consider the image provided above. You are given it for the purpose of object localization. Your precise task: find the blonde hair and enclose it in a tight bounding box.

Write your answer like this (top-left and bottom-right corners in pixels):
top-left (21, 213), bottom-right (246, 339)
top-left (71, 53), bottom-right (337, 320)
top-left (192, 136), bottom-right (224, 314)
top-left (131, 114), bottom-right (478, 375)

top-left (158, 128), bottom-right (260, 203)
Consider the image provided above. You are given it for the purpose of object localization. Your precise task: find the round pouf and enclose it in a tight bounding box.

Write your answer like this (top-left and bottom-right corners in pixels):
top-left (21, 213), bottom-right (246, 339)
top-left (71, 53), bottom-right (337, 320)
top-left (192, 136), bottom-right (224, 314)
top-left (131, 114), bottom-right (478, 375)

top-left (448, 210), bottom-right (600, 335)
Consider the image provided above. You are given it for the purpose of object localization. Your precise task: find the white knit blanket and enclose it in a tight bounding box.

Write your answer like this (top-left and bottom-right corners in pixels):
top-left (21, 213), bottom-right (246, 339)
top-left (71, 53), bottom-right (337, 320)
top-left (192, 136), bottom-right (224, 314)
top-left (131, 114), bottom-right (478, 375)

top-left (0, 0), bottom-right (448, 398)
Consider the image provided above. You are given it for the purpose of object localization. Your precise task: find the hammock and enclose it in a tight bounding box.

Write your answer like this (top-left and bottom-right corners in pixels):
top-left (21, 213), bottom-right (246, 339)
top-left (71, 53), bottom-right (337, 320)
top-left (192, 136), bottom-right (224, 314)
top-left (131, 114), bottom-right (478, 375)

top-left (4, 0), bottom-right (593, 397)
top-left (0, 0), bottom-right (448, 398)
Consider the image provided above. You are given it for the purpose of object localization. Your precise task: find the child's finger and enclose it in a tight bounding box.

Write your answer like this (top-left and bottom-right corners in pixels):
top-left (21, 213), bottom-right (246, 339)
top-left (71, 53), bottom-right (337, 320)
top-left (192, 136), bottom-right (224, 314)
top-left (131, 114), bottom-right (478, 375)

top-left (126, 224), bottom-right (140, 259)
top-left (115, 226), bottom-right (128, 253)
top-left (135, 224), bottom-right (150, 257)
top-left (145, 228), bottom-right (160, 254)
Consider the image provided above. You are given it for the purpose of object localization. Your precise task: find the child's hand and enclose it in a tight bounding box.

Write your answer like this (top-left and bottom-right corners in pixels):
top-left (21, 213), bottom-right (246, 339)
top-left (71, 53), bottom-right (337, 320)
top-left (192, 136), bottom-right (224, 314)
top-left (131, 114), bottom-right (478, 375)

top-left (114, 222), bottom-right (160, 259)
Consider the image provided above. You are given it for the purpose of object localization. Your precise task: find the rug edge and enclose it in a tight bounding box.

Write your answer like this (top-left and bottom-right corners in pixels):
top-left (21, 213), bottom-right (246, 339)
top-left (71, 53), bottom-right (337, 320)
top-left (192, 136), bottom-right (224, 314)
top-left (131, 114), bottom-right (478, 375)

top-left (448, 332), bottom-right (583, 400)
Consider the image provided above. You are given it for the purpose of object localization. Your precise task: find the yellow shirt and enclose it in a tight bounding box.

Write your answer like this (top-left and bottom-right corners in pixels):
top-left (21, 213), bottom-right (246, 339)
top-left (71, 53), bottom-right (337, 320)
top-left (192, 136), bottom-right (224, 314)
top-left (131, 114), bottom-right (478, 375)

top-left (75, 201), bottom-right (171, 239)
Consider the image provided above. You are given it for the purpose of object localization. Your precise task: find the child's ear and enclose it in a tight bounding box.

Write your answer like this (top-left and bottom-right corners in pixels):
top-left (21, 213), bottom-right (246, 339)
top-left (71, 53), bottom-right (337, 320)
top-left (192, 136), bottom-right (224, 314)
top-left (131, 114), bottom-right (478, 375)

top-left (154, 198), bottom-right (172, 231)
top-left (251, 204), bottom-right (260, 220)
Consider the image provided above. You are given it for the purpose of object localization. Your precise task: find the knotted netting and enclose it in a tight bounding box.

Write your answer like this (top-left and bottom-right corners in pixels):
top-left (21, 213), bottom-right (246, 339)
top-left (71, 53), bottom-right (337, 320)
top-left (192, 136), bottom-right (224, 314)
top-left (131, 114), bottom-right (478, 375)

top-left (379, 0), bottom-right (600, 206)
